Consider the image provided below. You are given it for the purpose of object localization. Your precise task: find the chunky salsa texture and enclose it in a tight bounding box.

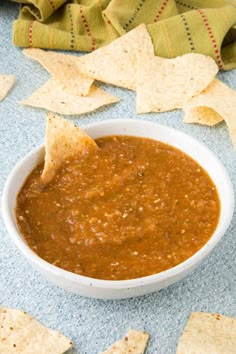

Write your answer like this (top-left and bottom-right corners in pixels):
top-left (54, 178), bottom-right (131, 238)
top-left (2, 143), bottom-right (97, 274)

top-left (16, 136), bottom-right (220, 280)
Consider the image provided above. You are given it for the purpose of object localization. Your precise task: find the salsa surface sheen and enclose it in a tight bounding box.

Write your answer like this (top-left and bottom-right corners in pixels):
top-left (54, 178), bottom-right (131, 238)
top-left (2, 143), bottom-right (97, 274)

top-left (16, 136), bottom-right (220, 280)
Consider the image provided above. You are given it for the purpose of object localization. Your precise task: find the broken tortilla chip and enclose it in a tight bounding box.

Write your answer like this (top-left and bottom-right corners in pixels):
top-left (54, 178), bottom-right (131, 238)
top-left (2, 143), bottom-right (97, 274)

top-left (176, 312), bottom-right (236, 354)
top-left (101, 330), bottom-right (149, 354)
top-left (77, 24), bottom-right (154, 90)
top-left (183, 79), bottom-right (236, 147)
top-left (0, 307), bottom-right (73, 353)
top-left (183, 106), bottom-right (223, 126)
top-left (41, 113), bottom-right (98, 184)
top-left (136, 53), bottom-right (218, 113)
top-left (20, 78), bottom-right (119, 115)
top-left (24, 48), bottom-right (93, 96)
top-left (0, 74), bottom-right (15, 101)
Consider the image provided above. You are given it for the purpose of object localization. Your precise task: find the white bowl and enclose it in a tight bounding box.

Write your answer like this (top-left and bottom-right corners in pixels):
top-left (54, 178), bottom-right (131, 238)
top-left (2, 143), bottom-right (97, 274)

top-left (2, 119), bottom-right (234, 299)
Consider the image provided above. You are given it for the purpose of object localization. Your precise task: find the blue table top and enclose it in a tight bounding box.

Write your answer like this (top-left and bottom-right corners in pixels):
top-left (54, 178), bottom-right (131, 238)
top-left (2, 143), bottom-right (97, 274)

top-left (1, 1), bottom-right (236, 353)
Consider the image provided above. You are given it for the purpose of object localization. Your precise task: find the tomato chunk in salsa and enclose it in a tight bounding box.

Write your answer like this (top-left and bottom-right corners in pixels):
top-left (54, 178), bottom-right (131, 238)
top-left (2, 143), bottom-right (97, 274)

top-left (16, 136), bottom-right (220, 280)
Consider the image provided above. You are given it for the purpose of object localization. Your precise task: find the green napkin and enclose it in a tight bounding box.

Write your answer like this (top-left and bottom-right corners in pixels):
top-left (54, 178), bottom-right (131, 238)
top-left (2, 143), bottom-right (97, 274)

top-left (13, 0), bottom-right (236, 70)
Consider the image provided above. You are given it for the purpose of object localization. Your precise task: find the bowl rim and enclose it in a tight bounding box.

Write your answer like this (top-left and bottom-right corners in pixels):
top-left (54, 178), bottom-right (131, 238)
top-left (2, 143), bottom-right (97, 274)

top-left (2, 118), bottom-right (235, 290)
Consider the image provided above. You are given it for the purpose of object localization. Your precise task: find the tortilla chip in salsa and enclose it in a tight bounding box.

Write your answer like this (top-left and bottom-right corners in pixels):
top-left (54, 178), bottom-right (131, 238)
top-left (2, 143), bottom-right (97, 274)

top-left (41, 113), bottom-right (98, 184)
top-left (16, 123), bottom-right (220, 280)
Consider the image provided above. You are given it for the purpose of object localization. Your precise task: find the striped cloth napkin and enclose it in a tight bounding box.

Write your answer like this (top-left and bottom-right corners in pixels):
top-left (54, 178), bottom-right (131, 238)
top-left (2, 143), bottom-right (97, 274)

top-left (13, 0), bottom-right (236, 70)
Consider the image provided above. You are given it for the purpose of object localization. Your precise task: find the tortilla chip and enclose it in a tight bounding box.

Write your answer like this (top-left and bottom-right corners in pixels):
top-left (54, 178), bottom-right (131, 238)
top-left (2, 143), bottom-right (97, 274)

top-left (24, 48), bottom-right (93, 96)
top-left (0, 74), bottom-right (15, 101)
top-left (183, 79), bottom-right (236, 147)
top-left (42, 113), bottom-right (98, 184)
top-left (77, 24), bottom-right (154, 90)
top-left (20, 78), bottom-right (119, 115)
top-left (101, 330), bottom-right (149, 354)
top-left (0, 307), bottom-right (73, 353)
top-left (136, 53), bottom-right (218, 113)
top-left (176, 312), bottom-right (236, 354)
top-left (183, 106), bottom-right (223, 126)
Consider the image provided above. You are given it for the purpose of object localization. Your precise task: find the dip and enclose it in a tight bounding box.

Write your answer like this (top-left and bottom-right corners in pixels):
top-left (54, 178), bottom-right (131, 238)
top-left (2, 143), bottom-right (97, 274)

top-left (16, 136), bottom-right (220, 280)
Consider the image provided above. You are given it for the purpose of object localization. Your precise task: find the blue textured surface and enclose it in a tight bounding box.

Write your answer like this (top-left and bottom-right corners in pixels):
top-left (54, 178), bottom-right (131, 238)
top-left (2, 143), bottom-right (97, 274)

top-left (0, 2), bottom-right (236, 353)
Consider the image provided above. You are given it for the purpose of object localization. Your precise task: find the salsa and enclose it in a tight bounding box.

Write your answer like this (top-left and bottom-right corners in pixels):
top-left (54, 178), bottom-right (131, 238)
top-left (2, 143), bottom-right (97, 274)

top-left (16, 136), bottom-right (220, 280)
